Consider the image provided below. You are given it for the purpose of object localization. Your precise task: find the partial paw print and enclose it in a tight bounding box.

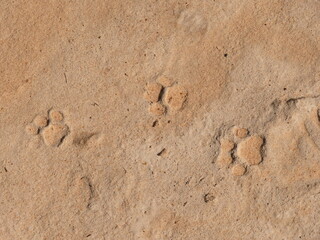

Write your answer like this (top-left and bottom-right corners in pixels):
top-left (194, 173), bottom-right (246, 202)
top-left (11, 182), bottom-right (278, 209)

top-left (266, 99), bottom-right (320, 185)
top-left (215, 127), bottom-right (264, 177)
top-left (176, 9), bottom-right (208, 44)
top-left (25, 109), bottom-right (69, 147)
top-left (143, 75), bottom-right (188, 116)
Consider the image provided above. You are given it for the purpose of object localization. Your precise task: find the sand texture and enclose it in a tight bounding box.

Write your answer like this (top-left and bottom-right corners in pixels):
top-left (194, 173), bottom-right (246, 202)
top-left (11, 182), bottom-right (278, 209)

top-left (1, 0), bottom-right (320, 239)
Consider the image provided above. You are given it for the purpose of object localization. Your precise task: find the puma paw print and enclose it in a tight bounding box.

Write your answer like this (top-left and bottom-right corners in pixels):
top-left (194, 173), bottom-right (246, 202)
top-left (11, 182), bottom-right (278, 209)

top-left (25, 109), bottom-right (69, 147)
top-left (143, 75), bottom-right (188, 116)
top-left (215, 127), bottom-right (264, 177)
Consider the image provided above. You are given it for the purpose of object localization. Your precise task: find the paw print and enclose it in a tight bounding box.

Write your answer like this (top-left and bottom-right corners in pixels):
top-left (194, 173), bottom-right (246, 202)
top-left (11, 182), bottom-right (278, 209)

top-left (25, 109), bottom-right (69, 147)
top-left (143, 75), bottom-right (188, 116)
top-left (215, 127), bottom-right (264, 176)
top-left (177, 10), bottom-right (208, 44)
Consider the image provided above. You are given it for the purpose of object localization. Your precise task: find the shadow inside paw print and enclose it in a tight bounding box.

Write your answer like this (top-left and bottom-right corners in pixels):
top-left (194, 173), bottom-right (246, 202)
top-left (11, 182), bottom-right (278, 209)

top-left (25, 109), bottom-right (69, 147)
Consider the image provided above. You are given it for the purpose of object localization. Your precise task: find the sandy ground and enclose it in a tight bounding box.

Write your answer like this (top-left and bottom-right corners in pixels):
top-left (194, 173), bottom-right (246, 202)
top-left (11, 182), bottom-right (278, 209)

top-left (1, 0), bottom-right (320, 239)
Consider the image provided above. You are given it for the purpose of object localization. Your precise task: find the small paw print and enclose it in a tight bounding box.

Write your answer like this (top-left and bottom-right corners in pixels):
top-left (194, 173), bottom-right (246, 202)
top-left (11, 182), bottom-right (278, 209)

top-left (215, 126), bottom-right (264, 176)
top-left (143, 75), bottom-right (188, 116)
top-left (25, 109), bottom-right (69, 147)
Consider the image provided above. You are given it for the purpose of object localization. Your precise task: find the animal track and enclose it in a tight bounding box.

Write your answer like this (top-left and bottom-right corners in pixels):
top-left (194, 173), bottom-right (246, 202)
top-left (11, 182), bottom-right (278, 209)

top-left (215, 126), bottom-right (264, 177)
top-left (25, 109), bottom-right (69, 147)
top-left (143, 75), bottom-right (188, 116)
top-left (266, 98), bottom-right (320, 185)
top-left (177, 10), bottom-right (208, 44)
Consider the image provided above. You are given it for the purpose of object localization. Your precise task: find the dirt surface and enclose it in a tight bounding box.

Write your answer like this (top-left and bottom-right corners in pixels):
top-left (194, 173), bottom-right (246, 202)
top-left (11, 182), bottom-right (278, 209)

top-left (1, 1), bottom-right (320, 239)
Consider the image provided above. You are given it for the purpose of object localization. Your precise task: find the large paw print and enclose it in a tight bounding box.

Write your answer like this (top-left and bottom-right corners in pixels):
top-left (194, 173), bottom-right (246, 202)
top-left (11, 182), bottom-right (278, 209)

top-left (25, 109), bottom-right (69, 147)
top-left (143, 75), bottom-right (188, 116)
top-left (215, 127), bottom-right (264, 177)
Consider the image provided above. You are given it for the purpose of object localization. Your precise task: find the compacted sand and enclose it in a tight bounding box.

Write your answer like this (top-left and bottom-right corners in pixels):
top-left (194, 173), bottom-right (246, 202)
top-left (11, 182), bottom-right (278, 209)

top-left (1, 1), bottom-right (320, 239)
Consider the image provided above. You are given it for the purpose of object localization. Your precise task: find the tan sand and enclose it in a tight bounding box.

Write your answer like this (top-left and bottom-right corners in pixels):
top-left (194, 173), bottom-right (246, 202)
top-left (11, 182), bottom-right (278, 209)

top-left (1, 0), bottom-right (320, 239)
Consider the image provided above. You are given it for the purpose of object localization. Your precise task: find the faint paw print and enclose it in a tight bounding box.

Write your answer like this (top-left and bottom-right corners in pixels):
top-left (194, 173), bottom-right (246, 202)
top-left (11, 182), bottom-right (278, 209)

top-left (143, 75), bottom-right (188, 116)
top-left (25, 109), bottom-right (69, 147)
